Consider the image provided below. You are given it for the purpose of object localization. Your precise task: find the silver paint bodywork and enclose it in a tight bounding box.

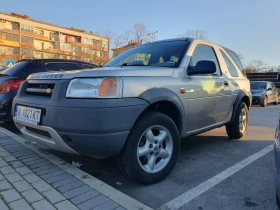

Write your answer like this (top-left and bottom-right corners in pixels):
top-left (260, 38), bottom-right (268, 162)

top-left (26, 39), bottom-right (250, 138)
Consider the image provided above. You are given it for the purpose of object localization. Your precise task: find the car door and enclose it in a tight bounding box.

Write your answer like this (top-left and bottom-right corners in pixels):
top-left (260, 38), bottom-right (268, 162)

top-left (185, 43), bottom-right (232, 132)
top-left (271, 83), bottom-right (277, 102)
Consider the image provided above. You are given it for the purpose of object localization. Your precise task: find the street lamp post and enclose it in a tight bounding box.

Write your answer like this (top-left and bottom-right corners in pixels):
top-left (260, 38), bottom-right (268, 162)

top-left (148, 30), bottom-right (159, 41)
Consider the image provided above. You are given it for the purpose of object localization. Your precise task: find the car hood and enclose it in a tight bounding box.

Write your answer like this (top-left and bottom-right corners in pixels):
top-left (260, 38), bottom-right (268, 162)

top-left (27, 66), bottom-right (175, 80)
top-left (251, 89), bottom-right (265, 94)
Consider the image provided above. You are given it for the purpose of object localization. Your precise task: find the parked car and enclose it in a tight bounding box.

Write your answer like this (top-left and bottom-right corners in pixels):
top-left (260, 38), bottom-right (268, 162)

top-left (0, 67), bottom-right (7, 72)
top-left (251, 81), bottom-right (278, 107)
top-left (0, 59), bottom-right (97, 122)
top-left (12, 38), bottom-right (251, 184)
top-left (274, 114), bottom-right (280, 208)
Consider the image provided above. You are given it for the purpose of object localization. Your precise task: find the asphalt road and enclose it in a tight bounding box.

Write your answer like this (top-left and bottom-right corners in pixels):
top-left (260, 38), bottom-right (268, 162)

top-left (2, 105), bottom-right (280, 210)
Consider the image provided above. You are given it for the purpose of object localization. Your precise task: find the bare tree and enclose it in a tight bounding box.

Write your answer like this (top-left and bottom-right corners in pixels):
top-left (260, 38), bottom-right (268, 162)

top-left (247, 59), bottom-right (269, 73)
top-left (123, 23), bottom-right (148, 44)
top-left (92, 40), bottom-right (110, 66)
top-left (178, 29), bottom-right (208, 40)
top-left (103, 31), bottom-right (125, 49)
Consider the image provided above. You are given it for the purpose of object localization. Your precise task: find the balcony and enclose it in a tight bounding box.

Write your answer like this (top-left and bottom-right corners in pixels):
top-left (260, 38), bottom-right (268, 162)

top-left (3, 28), bottom-right (20, 35)
top-left (20, 43), bottom-right (34, 49)
top-left (0, 39), bottom-right (20, 47)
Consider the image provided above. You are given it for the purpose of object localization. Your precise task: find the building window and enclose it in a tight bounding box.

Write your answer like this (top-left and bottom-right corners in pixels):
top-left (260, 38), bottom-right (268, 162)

top-left (72, 37), bottom-right (79, 42)
top-left (12, 23), bottom-right (19, 30)
top-left (0, 32), bottom-right (20, 42)
top-left (21, 36), bottom-right (33, 44)
top-left (21, 25), bottom-right (34, 33)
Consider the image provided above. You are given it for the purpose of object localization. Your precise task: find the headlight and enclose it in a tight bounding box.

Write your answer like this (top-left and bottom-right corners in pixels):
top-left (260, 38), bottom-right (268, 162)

top-left (66, 78), bottom-right (122, 98)
top-left (253, 93), bottom-right (262, 96)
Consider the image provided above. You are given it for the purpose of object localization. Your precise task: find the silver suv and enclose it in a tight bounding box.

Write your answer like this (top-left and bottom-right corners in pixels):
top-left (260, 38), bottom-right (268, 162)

top-left (12, 38), bottom-right (252, 184)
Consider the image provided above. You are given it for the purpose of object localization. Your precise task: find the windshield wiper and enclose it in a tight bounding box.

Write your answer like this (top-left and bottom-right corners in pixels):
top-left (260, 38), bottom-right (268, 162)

top-left (119, 63), bottom-right (146, 68)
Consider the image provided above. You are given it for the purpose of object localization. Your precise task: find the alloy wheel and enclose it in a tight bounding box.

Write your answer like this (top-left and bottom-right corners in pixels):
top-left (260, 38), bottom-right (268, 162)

top-left (137, 125), bottom-right (173, 173)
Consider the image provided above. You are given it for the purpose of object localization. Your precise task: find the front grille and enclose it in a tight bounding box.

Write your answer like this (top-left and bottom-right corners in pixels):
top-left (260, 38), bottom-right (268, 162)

top-left (26, 126), bottom-right (51, 138)
top-left (26, 82), bottom-right (55, 97)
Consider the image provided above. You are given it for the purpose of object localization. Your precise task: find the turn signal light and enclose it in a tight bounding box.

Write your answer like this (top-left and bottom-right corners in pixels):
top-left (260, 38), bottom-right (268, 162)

top-left (0, 79), bottom-right (25, 94)
top-left (99, 78), bottom-right (118, 97)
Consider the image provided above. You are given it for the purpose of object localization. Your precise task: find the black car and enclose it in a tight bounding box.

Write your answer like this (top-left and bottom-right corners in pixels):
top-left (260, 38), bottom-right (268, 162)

top-left (0, 67), bottom-right (7, 72)
top-left (251, 81), bottom-right (278, 107)
top-left (0, 59), bottom-right (97, 122)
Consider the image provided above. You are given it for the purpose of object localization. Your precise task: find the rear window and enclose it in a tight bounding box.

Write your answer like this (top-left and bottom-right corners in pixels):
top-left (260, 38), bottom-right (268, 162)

top-left (45, 63), bottom-right (79, 72)
top-left (0, 61), bottom-right (31, 77)
top-left (224, 49), bottom-right (245, 76)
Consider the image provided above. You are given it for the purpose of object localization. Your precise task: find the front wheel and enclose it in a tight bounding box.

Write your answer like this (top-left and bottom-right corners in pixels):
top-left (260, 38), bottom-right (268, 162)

top-left (118, 111), bottom-right (180, 184)
top-left (261, 96), bottom-right (268, 107)
top-left (274, 96), bottom-right (279, 105)
top-left (226, 102), bottom-right (248, 139)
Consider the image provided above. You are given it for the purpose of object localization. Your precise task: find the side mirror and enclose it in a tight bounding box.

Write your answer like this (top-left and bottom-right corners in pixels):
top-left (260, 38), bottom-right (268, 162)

top-left (187, 60), bottom-right (216, 75)
top-left (267, 87), bottom-right (272, 91)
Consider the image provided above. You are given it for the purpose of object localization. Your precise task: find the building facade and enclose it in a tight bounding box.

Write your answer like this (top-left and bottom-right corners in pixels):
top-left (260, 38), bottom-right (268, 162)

top-left (112, 40), bottom-right (141, 58)
top-left (0, 12), bottom-right (109, 67)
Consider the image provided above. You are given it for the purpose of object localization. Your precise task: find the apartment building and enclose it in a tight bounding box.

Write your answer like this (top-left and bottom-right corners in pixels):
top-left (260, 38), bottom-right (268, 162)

top-left (0, 12), bottom-right (109, 67)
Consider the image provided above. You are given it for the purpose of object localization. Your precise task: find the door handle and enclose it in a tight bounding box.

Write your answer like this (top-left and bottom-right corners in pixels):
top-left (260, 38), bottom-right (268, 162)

top-left (224, 81), bottom-right (229, 86)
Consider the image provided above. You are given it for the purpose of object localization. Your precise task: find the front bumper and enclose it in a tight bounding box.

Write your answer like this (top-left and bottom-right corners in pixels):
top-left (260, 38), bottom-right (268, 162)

top-left (13, 99), bottom-right (148, 156)
top-left (252, 95), bottom-right (264, 105)
top-left (12, 80), bottom-right (149, 156)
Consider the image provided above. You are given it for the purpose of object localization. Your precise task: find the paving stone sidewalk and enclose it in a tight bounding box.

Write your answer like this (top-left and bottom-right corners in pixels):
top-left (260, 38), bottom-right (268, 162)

top-left (0, 130), bottom-right (126, 210)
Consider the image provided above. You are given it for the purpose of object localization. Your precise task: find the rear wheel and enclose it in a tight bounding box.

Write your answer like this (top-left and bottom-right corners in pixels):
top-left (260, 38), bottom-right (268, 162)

top-left (118, 111), bottom-right (180, 184)
top-left (261, 96), bottom-right (268, 107)
top-left (226, 102), bottom-right (248, 139)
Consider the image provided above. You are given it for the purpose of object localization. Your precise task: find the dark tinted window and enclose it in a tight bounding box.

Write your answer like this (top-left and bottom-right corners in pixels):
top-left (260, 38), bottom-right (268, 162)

top-left (106, 41), bottom-right (189, 68)
top-left (220, 50), bottom-right (239, 77)
top-left (189, 45), bottom-right (221, 75)
top-left (225, 49), bottom-right (245, 76)
top-left (45, 63), bottom-right (79, 72)
top-left (0, 61), bottom-right (32, 77)
top-left (250, 82), bottom-right (266, 90)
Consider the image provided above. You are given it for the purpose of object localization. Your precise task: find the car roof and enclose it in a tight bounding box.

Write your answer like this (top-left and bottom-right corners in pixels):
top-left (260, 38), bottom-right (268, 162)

top-left (17, 59), bottom-right (97, 66)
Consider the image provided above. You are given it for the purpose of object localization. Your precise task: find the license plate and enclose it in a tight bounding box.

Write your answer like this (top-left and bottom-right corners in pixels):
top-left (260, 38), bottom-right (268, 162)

top-left (15, 105), bottom-right (42, 125)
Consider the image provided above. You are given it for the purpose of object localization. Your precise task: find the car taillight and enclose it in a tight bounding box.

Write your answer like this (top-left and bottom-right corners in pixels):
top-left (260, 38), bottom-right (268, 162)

top-left (0, 79), bottom-right (25, 94)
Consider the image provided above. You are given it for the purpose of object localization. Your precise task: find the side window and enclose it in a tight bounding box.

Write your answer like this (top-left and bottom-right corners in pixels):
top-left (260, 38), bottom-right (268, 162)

top-left (45, 63), bottom-right (79, 72)
top-left (225, 49), bottom-right (245, 76)
top-left (267, 83), bottom-right (272, 90)
top-left (220, 50), bottom-right (239, 77)
top-left (189, 45), bottom-right (221, 75)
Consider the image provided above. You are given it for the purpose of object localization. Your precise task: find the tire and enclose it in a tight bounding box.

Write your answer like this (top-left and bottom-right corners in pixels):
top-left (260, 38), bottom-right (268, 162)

top-left (226, 102), bottom-right (248, 139)
top-left (118, 111), bottom-right (180, 184)
top-left (274, 96), bottom-right (279, 105)
top-left (261, 96), bottom-right (268, 107)
top-left (277, 193), bottom-right (280, 208)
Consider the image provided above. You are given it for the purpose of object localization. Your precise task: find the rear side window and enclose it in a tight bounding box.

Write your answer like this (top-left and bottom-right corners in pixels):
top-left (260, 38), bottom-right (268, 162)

top-left (1, 61), bottom-right (32, 78)
top-left (220, 50), bottom-right (239, 77)
top-left (189, 45), bottom-right (221, 76)
top-left (45, 63), bottom-right (79, 72)
top-left (225, 49), bottom-right (245, 76)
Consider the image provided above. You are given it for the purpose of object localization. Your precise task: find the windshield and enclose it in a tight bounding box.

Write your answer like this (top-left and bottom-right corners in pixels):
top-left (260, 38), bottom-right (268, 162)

top-left (106, 40), bottom-right (189, 68)
top-left (250, 82), bottom-right (266, 90)
top-left (0, 61), bottom-right (31, 76)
